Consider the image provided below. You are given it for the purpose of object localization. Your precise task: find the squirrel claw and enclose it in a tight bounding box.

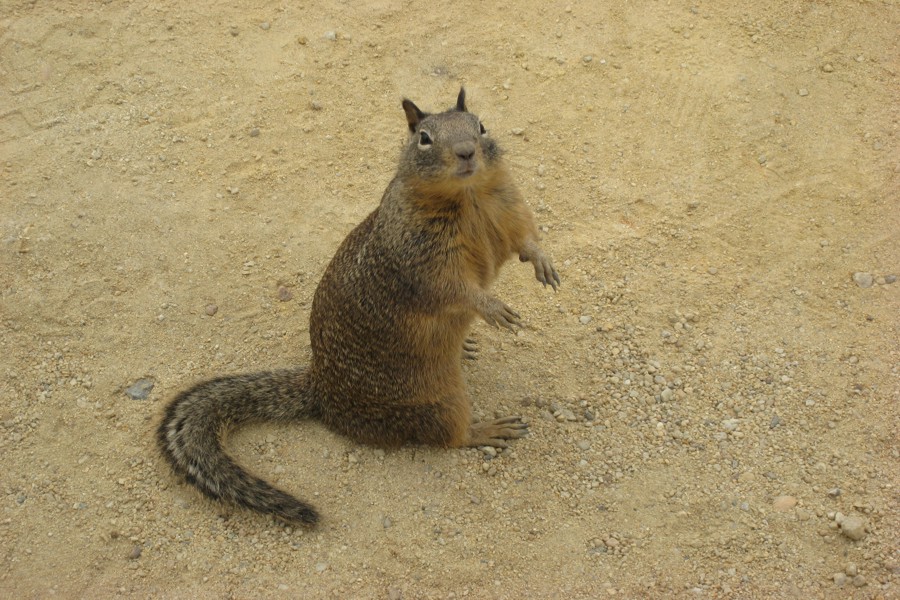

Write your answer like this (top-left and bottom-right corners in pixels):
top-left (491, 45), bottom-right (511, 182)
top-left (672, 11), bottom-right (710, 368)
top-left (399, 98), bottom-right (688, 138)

top-left (466, 416), bottom-right (529, 447)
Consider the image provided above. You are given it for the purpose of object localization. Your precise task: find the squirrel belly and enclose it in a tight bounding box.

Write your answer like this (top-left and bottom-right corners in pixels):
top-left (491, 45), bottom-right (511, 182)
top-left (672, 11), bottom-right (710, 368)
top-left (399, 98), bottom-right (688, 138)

top-left (156, 88), bottom-right (560, 525)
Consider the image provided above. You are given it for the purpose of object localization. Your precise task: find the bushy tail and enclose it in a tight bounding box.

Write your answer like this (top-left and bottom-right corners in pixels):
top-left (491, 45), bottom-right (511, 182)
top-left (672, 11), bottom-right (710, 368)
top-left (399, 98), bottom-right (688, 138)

top-left (157, 367), bottom-right (320, 524)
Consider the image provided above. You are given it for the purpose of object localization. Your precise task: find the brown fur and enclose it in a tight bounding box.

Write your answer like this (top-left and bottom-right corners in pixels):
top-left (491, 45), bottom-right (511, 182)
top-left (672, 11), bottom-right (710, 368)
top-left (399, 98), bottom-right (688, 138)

top-left (157, 88), bottom-right (560, 524)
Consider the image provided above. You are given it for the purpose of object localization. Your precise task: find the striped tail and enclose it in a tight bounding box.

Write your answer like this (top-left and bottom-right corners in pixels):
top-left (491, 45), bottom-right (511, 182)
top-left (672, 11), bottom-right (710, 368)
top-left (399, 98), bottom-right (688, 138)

top-left (157, 368), bottom-right (320, 524)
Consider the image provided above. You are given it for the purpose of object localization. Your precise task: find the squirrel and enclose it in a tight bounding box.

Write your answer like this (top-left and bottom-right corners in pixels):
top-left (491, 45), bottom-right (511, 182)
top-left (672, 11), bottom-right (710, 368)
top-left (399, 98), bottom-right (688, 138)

top-left (157, 88), bottom-right (560, 525)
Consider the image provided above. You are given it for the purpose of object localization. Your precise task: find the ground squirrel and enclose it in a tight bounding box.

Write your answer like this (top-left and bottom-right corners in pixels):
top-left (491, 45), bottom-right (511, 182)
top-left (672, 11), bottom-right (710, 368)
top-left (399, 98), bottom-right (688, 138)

top-left (157, 89), bottom-right (560, 524)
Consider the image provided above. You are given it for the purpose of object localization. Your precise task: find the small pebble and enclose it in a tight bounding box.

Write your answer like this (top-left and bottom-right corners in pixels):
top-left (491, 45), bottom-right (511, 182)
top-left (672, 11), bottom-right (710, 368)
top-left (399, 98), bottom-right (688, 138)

top-left (582, 55), bottom-right (593, 63)
top-left (722, 419), bottom-right (740, 432)
top-left (827, 487), bottom-right (841, 497)
top-left (249, 127), bottom-right (260, 137)
top-left (772, 496), bottom-right (797, 512)
top-left (555, 408), bottom-right (577, 422)
top-left (845, 563), bottom-right (858, 577)
top-left (229, 26), bottom-right (239, 37)
top-left (260, 22), bottom-right (270, 31)
top-left (315, 562), bottom-right (328, 573)
top-left (579, 315), bottom-right (592, 325)
top-left (884, 274), bottom-right (896, 284)
top-left (839, 516), bottom-right (866, 541)
top-left (205, 304), bottom-right (218, 316)
top-left (852, 272), bottom-right (874, 288)
top-left (382, 516), bottom-right (392, 529)
top-left (822, 63), bottom-right (834, 72)
top-left (833, 573), bottom-right (847, 586)
top-left (388, 587), bottom-right (403, 600)
top-left (576, 440), bottom-right (591, 451)
top-left (660, 388), bottom-right (674, 402)
top-left (798, 88), bottom-right (809, 96)
top-left (852, 575), bottom-right (866, 587)
top-left (324, 31), bottom-right (336, 41)
top-left (277, 286), bottom-right (293, 302)
top-left (511, 128), bottom-right (525, 136)
top-left (707, 267), bottom-right (718, 275)
top-left (128, 545), bottom-right (142, 560)
top-left (125, 378), bottom-right (154, 400)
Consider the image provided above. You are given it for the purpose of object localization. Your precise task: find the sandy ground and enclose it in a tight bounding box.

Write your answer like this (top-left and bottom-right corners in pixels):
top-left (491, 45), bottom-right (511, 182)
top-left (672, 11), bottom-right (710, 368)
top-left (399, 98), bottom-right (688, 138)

top-left (1, 1), bottom-right (898, 598)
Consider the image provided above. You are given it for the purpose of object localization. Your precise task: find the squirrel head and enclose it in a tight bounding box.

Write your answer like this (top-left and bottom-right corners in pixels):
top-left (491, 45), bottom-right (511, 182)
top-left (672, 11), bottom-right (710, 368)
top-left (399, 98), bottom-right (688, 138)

top-left (398, 88), bottom-right (501, 189)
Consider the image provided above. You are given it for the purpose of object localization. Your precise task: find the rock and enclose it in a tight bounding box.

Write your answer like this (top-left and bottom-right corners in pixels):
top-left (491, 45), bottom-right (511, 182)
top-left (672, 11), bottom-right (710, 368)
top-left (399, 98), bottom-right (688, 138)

top-left (822, 63), bottom-right (834, 72)
top-left (260, 22), bottom-right (270, 31)
top-left (840, 516), bottom-right (866, 541)
top-left (128, 545), bottom-right (142, 560)
top-left (277, 286), bottom-right (293, 302)
top-left (388, 587), bottom-right (403, 600)
top-left (324, 31), bottom-right (337, 41)
top-left (852, 575), bottom-right (866, 587)
top-left (722, 418), bottom-right (740, 432)
top-left (660, 388), bottom-right (674, 402)
top-left (249, 127), bottom-right (260, 137)
top-left (852, 272), bottom-right (874, 288)
top-left (832, 573), bottom-right (847, 586)
top-left (845, 563), bottom-right (858, 577)
top-left (205, 304), bottom-right (218, 316)
top-left (798, 88), bottom-right (809, 96)
top-left (885, 274), bottom-right (897, 284)
top-left (125, 378), bottom-right (154, 400)
top-left (772, 496), bottom-right (797, 512)
top-left (555, 408), bottom-right (577, 422)
top-left (579, 315), bottom-right (592, 325)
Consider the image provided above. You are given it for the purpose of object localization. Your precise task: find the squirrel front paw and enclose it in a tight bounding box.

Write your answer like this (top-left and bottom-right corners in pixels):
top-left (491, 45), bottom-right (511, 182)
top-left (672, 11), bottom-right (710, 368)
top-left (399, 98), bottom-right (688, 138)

top-left (478, 296), bottom-right (521, 331)
top-left (530, 252), bottom-right (560, 291)
top-left (519, 242), bottom-right (561, 291)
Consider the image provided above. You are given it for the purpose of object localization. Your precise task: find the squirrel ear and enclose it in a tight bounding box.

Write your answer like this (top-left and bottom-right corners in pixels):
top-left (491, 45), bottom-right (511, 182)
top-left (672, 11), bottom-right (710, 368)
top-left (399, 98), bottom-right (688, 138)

top-left (402, 99), bottom-right (426, 132)
top-left (455, 88), bottom-right (467, 112)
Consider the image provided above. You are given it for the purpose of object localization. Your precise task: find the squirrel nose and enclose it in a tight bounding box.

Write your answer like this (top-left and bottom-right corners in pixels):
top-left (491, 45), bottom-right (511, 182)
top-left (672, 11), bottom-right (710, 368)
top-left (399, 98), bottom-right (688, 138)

top-left (453, 141), bottom-right (476, 161)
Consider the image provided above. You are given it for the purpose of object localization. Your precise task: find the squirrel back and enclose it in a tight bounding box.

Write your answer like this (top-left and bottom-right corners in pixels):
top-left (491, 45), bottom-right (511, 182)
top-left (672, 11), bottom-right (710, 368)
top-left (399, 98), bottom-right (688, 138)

top-left (157, 89), bottom-right (559, 525)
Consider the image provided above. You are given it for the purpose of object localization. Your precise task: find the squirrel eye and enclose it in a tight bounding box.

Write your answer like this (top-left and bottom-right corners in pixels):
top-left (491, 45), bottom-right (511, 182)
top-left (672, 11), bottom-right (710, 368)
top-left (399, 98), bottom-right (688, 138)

top-left (418, 131), bottom-right (432, 147)
top-left (479, 122), bottom-right (487, 136)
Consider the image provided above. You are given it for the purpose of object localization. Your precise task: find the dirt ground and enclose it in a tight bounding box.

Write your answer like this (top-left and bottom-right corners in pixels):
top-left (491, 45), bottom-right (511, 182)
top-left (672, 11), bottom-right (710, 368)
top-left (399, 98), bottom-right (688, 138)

top-left (1, 1), bottom-right (898, 598)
